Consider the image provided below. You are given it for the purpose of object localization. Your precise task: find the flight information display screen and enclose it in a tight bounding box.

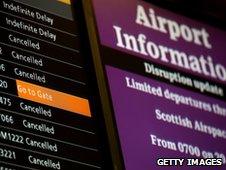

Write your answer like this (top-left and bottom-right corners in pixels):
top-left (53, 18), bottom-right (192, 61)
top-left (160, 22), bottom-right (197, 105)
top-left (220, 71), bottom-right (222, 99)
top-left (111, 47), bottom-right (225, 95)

top-left (0, 0), bottom-right (105, 169)
top-left (84, 0), bottom-right (226, 169)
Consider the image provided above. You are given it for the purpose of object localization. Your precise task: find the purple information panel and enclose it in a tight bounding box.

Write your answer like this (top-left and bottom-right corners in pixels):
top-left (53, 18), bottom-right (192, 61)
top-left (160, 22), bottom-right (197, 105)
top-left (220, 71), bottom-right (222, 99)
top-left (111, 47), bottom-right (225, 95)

top-left (88, 0), bottom-right (226, 169)
top-left (106, 66), bottom-right (226, 169)
top-left (92, 0), bottom-right (226, 85)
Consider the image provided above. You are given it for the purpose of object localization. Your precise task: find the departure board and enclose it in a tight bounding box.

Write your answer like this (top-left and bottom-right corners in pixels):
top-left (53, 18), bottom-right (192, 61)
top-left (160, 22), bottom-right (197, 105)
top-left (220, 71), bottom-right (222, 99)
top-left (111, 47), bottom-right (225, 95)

top-left (83, 0), bottom-right (226, 169)
top-left (0, 0), bottom-right (105, 169)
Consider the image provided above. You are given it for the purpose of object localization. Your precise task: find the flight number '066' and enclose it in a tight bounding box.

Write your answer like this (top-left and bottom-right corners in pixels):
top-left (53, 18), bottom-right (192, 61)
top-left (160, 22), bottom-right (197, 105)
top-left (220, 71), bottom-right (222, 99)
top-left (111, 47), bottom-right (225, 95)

top-left (0, 113), bottom-right (14, 124)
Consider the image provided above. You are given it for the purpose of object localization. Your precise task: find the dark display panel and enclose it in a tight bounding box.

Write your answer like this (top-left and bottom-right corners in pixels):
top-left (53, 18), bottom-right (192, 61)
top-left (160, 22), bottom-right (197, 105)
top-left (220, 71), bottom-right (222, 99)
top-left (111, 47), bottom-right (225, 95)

top-left (83, 0), bottom-right (226, 169)
top-left (0, 0), bottom-right (106, 169)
